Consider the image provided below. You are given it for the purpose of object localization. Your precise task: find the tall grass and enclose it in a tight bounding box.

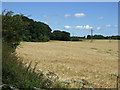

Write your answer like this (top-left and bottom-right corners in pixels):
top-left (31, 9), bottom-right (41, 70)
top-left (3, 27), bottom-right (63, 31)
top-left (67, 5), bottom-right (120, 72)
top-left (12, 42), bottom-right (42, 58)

top-left (2, 42), bottom-right (65, 89)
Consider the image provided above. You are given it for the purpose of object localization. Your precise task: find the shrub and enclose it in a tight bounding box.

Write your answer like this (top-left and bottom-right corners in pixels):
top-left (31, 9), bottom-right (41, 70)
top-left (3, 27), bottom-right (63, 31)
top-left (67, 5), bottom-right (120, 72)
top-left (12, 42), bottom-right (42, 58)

top-left (51, 30), bottom-right (70, 41)
top-left (71, 38), bottom-right (80, 41)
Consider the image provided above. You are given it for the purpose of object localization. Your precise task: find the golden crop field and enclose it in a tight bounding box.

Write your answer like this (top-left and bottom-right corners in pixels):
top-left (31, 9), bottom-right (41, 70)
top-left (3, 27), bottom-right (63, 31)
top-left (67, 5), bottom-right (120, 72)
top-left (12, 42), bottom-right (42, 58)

top-left (16, 40), bottom-right (118, 88)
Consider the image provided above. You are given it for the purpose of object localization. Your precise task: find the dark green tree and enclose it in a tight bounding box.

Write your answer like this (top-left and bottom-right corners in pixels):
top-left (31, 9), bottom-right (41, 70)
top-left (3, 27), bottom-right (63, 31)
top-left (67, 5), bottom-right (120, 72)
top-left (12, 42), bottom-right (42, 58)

top-left (87, 35), bottom-right (91, 39)
top-left (93, 35), bottom-right (104, 39)
top-left (21, 16), bottom-right (52, 42)
top-left (51, 30), bottom-right (70, 41)
top-left (2, 10), bottom-right (28, 48)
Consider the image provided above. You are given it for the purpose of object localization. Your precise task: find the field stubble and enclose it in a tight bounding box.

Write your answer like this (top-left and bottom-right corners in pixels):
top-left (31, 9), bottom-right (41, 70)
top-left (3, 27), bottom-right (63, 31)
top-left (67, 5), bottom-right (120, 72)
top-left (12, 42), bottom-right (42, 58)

top-left (16, 40), bottom-right (118, 88)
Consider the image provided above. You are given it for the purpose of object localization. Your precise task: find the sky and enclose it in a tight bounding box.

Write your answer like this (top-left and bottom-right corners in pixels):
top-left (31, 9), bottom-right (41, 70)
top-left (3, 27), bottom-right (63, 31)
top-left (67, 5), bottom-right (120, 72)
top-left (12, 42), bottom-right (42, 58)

top-left (2, 2), bottom-right (118, 36)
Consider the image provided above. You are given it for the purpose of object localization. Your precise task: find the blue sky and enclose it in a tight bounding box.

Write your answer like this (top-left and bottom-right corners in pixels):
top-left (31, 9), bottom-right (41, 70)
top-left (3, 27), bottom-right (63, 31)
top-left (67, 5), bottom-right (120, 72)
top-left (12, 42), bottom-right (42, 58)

top-left (2, 2), bottom-right (118, 36)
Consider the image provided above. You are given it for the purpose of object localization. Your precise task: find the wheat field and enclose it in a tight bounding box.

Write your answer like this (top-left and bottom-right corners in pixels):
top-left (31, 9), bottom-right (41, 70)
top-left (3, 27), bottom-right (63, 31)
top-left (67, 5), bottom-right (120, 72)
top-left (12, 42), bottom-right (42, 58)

top-left (16, 40), bottom-right (118, 88)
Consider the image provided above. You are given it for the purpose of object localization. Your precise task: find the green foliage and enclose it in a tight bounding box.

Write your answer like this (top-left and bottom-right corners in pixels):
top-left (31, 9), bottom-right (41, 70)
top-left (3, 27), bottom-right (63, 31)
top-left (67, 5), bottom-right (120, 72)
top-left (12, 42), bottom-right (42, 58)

top-left (2, 10), bottom-right (28, 48)
top-left (2, 42), bottom-right (65, 89)
top-left (2, 10), bottom-right (65, 89)
top-left (2, 10), bottom-right (52, 45)
top-left (71, 36), bottom-right (86, 41)
top-left (21, 16), bottom-right (52, 42)
top-left (105, 35), bottom-right (120, 40)
top-left (70, 36), bottom-right (85, 41)
top-left (71, 38), bottom-right (79, 41)
top-left (61, 31), bottom-right (71, 41)
top-left (51, 30), bottom-right (70, 41)
top-left (87, 35), bottom-right (120, 40)
top-left (87, 35), bottom-right (91, 39)
top-left (93, 35), bottom-right (104, 39)
top-left (3, 43), bottom-right (40, 88)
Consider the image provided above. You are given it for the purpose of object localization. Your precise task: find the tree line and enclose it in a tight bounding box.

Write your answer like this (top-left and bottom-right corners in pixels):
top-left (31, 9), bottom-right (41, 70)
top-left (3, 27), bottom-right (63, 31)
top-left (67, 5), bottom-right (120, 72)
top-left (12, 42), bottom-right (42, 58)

top-left (87, 35), bottom-right (120, 40)
top-left (2, 10), bottom-right (120, 47)
top-left (2, 10), bottom-right (71, 48)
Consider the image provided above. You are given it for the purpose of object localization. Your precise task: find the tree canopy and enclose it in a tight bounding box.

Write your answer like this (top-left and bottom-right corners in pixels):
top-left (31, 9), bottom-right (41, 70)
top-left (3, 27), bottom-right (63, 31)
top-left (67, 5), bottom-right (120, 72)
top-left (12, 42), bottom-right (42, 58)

top-left (50, 30), bottom-right (70, 41)
top-left (2, 10), bottom-right (28, 48)
top-left (21, 16), bottom-right (52, 42)
top-left (2, 10), bottom-right (52, 48)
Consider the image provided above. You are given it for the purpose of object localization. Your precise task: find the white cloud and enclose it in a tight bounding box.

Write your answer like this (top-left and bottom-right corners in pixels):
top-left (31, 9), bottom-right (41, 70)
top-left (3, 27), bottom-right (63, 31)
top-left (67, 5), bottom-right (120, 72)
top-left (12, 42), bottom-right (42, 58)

top-left (106, 24), bottom-right (112, 28)
top-left (98, 16), bottom-right (104, 20)
top-left (64, 25), bottom-right (93, 30)
top-left (64, 14), bottom-right (71, 18)
top-left (74, 13), bottom-right (86, 18)
top-left (64, 25), bottom-right (72, 29)
top-left (75, 26), bottom-right (83, 29)
top-left (95, 27), bottom-right (101, 30)
top-left (64, 25), bottom-right (102, 31)
top-left (85, 25), bottom-right (93, 29)
top-left (106, 24), bottom-right (118, 28)
top-left (78, 25), bottom-right (92, 29)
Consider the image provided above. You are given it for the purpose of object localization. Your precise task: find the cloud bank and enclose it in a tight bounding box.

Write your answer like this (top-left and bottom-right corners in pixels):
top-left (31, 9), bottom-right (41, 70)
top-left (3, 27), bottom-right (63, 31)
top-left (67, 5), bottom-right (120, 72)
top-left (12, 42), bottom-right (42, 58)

top-left (74, 13), bottom-right (86, 18)
top-left (64, 13), bottom-right (86, 18)
top-left (64, 25), bottom-right (93, 30)
top-left (106, 24), bottom-right (118, 28)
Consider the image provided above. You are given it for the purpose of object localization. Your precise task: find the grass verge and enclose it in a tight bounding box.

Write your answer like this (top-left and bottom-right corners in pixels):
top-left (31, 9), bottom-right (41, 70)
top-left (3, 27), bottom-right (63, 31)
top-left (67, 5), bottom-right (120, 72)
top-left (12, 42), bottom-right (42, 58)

top-left (2, 42), bottom-right (65, 89)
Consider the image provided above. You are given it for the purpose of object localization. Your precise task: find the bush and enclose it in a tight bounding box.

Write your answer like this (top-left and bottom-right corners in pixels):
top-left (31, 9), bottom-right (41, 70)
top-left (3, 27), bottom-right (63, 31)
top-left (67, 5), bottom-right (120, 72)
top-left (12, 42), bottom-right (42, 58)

top-left (71, 38), bottom-right (80, 41)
